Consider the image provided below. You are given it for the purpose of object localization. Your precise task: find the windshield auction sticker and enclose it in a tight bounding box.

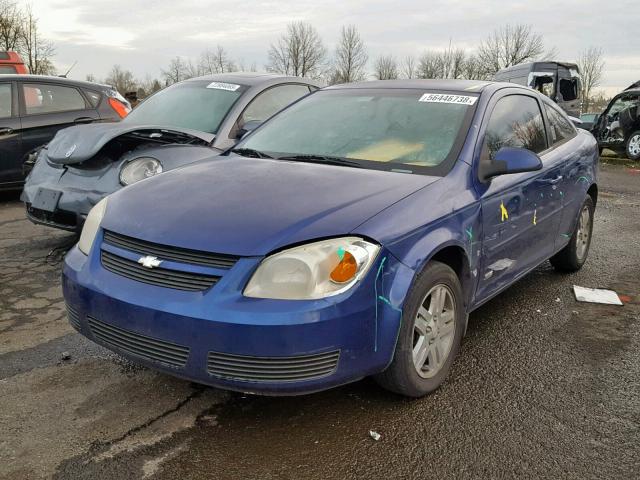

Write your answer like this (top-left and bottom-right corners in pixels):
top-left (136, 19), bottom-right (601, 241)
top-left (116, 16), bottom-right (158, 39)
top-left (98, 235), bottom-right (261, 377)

top-left (419, 93), bottom-right (477, 105)
top-left (206, 82), bottom-right (241, 91)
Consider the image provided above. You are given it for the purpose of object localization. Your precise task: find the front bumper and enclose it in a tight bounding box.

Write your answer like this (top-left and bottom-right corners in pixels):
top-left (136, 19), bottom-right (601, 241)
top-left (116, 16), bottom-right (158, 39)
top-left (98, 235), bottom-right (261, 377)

top-left (62, 237), bottom-right (414, 395)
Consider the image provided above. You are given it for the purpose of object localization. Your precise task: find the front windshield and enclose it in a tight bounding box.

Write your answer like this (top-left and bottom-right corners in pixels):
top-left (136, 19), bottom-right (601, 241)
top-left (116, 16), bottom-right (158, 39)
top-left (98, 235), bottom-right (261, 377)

top-left (124, 81), bottom-right (245, 134)
top-left (239, 89), bottom-right (477, 174)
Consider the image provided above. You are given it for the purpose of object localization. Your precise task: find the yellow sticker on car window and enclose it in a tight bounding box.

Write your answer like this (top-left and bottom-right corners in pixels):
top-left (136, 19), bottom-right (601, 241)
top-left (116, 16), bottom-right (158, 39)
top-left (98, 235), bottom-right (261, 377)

top-left (419, 93), bottom-right (477, 105)
top-left (206, 82), bottom-right (240, 91)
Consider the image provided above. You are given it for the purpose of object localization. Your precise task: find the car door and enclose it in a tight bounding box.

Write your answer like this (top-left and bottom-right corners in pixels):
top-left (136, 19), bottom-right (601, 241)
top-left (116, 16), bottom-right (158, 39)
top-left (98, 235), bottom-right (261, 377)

top-left (475, 92), bottom-right (563, 302)
top-left (218, 83), bottom-right (314, 150)
top-left (0, 81), bottom-right (23, 187)
top-left (18, 81), bottom-right (100, 159)
top-left (541, 101), bottom-right (584, 241)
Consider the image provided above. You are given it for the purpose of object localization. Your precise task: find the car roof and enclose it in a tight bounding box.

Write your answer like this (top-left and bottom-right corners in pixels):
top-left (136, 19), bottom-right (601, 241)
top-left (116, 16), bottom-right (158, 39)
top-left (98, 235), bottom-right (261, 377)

top-left (0, 74), bottom-right (112, 90)
top-left (183, 72), bottom-right (323, 88)
top-left (324, 79), bottom-right (525, 95)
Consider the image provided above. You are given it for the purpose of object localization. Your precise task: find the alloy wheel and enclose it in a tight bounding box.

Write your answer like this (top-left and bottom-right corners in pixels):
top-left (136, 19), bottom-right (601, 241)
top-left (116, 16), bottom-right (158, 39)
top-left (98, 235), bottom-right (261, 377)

top-left (628, 134), bottom-right (640, 157)
top-left (412, 284), bottom-right (456, 379)
top-left (576, 204), bottom-right (591, 261)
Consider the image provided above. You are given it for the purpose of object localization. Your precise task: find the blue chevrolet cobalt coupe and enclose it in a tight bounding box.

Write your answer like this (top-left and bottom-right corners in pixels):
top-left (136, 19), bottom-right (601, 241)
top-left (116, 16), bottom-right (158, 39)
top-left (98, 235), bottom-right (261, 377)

top-left (63, 80), bottom-right (598, 397)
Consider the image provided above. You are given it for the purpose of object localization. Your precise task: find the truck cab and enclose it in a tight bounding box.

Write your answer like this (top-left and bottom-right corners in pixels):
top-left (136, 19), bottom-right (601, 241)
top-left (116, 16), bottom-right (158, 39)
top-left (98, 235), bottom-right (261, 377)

top-left (493, 61), bottom-right (582, 117)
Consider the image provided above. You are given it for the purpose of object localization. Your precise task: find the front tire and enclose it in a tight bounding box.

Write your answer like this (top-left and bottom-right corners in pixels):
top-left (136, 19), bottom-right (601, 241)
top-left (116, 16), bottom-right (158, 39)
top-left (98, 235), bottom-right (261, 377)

top-left (626, 131), bottom-right (640, 160)
top-left (550, 196), bottom-right (594, 272)
top-left (374, 261), bottom-right (465, 397)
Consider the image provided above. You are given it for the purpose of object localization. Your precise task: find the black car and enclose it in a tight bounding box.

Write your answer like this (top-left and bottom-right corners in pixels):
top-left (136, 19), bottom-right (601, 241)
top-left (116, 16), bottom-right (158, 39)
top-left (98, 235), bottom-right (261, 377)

top-left (22, 73), bottom-right (321, 231)
top-left (0, 75), bottom-right (131, 190)
top-left (579, 113), bottom-right (600, 131)
top-left (591, 87), bottom-right (640, 160)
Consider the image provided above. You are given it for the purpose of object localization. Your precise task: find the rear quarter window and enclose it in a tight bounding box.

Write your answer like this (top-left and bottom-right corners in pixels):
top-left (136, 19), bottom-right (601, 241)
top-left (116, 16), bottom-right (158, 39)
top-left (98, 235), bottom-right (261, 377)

top-left (83, 90), bottom-right (102, 108)
top-left (544, 103), bottom-right (576, 146)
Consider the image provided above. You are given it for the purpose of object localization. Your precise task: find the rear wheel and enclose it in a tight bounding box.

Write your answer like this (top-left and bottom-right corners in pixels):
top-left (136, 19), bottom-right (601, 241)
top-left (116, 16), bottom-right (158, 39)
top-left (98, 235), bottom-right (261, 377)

top-left (374, 261), bottom-right (465, 397)
top-left (550, 196), bottom-right (594, 272)
top-left (626, 131), bottom-right (640, 160)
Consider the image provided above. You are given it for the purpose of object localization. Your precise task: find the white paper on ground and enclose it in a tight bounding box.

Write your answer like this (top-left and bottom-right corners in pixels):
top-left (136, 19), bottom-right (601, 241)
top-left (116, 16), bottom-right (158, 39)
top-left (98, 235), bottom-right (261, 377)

top-left (573, 285), bottom-right (623, 305)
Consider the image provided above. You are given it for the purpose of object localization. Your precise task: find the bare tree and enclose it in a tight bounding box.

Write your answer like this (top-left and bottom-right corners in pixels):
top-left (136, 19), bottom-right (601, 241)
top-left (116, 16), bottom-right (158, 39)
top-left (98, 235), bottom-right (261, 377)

top-left (477, 24), bottom-right (545, 77)
top-left (162, 56), bottom-right (191, 85)
top-left (331, 25), bottom-right (368, 84)
top-left (417, 51), bottom-right (445, 79)
top-left (85, 73), bottom-right (97, 83)
top-left (20, 5), bottom-right (55, 75)
top-left (400, 55), bottom-right (416, 79)
top-left (577, 47), bottom-right (605, 112)
top-left (460, 54), bottom-right (487, 80)
top-left (105, 65), bottom-right (137, 94)
top-left (199, 45), bottom-right (236, 74)
top-left (373, 55), bottom-right (398, 80)
top-left (0, 0), bottom-right (22, 51)
top-left (267, 21), bottom-right (326, 78)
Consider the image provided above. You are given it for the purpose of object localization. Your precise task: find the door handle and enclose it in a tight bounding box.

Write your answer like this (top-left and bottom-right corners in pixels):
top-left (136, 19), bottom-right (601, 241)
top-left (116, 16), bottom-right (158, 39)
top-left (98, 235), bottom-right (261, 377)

top-left (537, 175), bottom-right (563, 185)
top-left (548, 175), bottom-right (564, 185)
top-left (0, 127), bottom-right (14, 136)
top-left (74, 117), bottom-right (94, 124)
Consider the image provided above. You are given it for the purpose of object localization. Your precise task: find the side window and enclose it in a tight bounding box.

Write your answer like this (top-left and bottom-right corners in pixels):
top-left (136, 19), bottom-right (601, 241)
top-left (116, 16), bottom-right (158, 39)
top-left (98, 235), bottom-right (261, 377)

top-left (239, 84), bottom-right (311, 127)
top-left (22, 83), bottom-right (87, 115)
top-left (0, 83), bottom-right (12, 118)
top-left (544, 103), bottom-right (576, 146)
top-left (482, 95), bottom-right (547, 161)
top-left (0, 65), bottom-right (17, 74)
top-left (558, 78), bottom-right (578, 102)
top-left (84, 90), bottom-right (102, 108)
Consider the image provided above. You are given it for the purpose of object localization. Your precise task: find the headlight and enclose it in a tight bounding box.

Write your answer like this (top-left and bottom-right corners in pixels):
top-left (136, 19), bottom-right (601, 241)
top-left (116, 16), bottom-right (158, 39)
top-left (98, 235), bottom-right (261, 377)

top-left (119, 157), bottom-right (162, 186)
top-left (244, 237), bottom-right (380, 300)
top-left (78, 197), bottom-right (108, 255)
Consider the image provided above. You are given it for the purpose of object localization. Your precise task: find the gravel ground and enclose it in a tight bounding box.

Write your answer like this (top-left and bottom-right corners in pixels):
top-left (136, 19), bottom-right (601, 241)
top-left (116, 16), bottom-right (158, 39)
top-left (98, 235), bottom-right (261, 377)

top-left (0, 161), bottom-right (638, 480)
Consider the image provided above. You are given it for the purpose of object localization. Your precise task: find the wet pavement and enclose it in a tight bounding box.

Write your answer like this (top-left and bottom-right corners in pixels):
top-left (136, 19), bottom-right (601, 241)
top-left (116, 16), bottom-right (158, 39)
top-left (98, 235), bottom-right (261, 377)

top-left (1, 161), bottom-right (639, 479)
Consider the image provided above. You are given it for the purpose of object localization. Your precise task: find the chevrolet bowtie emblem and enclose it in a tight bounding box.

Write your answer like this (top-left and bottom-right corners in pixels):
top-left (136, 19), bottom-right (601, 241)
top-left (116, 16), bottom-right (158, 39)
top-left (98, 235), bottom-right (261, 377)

top-left (138, 255), bottom-right (163, 268)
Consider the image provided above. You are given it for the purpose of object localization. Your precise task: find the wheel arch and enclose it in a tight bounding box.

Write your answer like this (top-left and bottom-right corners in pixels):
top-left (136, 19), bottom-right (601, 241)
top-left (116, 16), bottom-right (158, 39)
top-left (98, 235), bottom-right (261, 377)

top-left (587, 183), bottom-right (598, 206)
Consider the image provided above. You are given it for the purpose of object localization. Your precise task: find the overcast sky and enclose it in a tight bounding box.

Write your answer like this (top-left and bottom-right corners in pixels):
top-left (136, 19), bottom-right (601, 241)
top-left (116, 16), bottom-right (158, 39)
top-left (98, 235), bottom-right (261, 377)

top-left (31, 0), bottom-right (639, 95)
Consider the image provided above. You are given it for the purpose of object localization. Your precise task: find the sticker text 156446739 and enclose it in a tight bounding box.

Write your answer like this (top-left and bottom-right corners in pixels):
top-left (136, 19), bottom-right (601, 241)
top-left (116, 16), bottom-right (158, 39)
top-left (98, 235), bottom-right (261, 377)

top-left (418, 93), bottom-right (478, 105)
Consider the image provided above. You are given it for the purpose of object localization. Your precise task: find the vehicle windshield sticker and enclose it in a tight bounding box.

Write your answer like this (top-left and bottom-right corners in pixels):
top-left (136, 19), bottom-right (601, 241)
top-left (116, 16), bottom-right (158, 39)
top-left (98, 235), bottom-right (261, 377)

top-left (206, 82), bottom-right (240, 91)
top-left (418, 93), bottom-right (477, 105)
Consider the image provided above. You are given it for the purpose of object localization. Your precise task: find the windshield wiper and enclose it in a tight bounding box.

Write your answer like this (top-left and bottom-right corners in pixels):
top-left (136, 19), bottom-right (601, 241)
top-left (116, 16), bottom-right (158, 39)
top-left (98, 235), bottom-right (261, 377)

top-left (277, 154), bottom-right (362, 168)
top-left (231, 148), bottom-right (274, 159)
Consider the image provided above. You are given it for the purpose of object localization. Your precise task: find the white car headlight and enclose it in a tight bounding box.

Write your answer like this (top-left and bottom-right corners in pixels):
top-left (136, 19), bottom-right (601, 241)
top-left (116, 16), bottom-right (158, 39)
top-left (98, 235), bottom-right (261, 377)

top-left (78, 197), bottom-right (108, 255)
top-left (119, 157), bottom-right (163, 186)
top-left (244, 237), bottom-right (380, 300)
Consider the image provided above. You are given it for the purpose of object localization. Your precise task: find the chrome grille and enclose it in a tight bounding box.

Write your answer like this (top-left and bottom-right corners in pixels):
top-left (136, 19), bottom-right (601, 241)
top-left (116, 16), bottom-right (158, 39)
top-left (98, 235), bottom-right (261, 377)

top-left (66, 303), bottom-right (81, 330)
top-left (101, 250), bottom-right (219, 292)
top-left (207, 350), bottom-right (340, 382)
top-left (88, 316), bottom-right (189, 368)
top-left (103, 230), bottom-right (239, 269)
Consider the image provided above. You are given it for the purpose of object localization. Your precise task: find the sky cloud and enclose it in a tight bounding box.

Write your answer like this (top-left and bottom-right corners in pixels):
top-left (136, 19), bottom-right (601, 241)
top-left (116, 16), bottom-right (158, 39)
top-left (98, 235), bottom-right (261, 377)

top-left (30, 0), bottom-right (640, 94)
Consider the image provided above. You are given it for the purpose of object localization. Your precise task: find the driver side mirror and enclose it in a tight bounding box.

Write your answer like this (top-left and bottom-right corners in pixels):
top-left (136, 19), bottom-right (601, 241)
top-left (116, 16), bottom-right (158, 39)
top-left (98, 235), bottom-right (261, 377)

top-left (479, 147), bottom-right (543, 182)
top-left (235, 120), bottom-right (262, 139)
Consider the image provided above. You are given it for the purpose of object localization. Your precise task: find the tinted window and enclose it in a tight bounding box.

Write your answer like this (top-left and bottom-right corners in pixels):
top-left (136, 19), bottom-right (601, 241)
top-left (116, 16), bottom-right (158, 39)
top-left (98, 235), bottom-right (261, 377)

top-left (544, 103), bottom-right (576, 145)
top-left (240, 84), bottom-right (311, 126)
top-left (23, 83), bottom-right (87, 115)
top-left (241, 89), bottom-right (476, 174)
top-left (124, 82), bottom-right (244, 134)
top-left (483, 95), bottom-right (547, 160)
top-left (0, 83), bottom-right (11, 118)
top-left (0, 65), bottom-right (17, 74)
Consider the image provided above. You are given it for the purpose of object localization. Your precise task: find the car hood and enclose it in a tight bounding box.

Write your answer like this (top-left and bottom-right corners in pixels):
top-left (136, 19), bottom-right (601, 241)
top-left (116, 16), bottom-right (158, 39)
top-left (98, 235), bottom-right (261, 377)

top-left (102, 156), bottom-right (439, 256)
top-left (47, 123), bottom-right (215, 165)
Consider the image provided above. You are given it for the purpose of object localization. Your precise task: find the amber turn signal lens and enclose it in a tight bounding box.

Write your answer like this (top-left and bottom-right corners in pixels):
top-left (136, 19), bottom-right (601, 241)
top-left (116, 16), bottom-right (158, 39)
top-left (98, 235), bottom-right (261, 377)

top-left (330, 251), bottom-right (358, 283)
top-left (108, 97), bottom-right (131, 118)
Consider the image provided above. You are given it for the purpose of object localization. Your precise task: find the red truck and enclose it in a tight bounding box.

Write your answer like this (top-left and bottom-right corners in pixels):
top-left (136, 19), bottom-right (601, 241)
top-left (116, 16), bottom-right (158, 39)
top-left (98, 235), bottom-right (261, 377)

top-left (0, 51), bottom-right (28, 74)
